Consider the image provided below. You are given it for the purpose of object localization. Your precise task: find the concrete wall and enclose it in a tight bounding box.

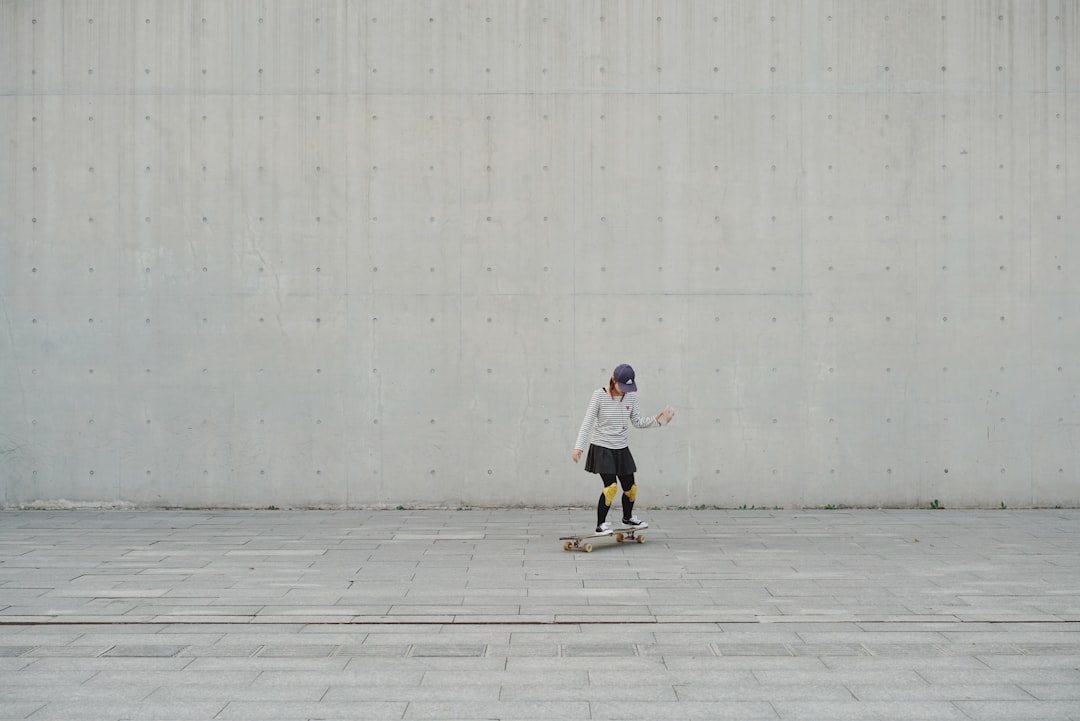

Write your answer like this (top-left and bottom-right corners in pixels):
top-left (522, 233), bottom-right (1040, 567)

top-left (1, 1), bottom-right (1077, 509)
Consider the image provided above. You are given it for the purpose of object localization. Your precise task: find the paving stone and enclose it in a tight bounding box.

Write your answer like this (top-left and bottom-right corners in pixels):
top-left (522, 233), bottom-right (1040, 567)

top-left (500, 683), bottom-right (679, 701)
top-left (177, 645), bottom-right (261, 657)
top-left (674, 683), bottom-right (855, 701)
top-left (409, 644), bottom-right (487, 657)
top-left (145, 685), bottom-right (330, 702)
top-left (484, 643), bottom-right (561, 657)
top-left (102, 644), bottom-right (186, 657)
top-left (913, 668), bottom-right (1080, 685)
top-left (25, 646), bottom-right (111, 657)
top-left (0, 684), bottom-right (159, 702)
top-left (979, 654), bottom-right (1080, 669)
top-left (753, 668), bottom-right (929, 685)
top-left (335, 644), bottom-right (410, 657)
top-left (952, 700), bottom-right (1080, 720)
top-left (0, 646), bottom-right (32, 657)
top-left (88, 671), bottom-right (261, 686)
top-left (788, 642), bottom-right (869, 656)
top-left (0, 703), bottom-right (45, 719)
top-left (591, 700), bottom-right (778, 719)
top-left (0, 670), bottom-right (96, 685)
top-left (1020, 643), bottom-right (1080, 655)
top-left (846, 683), bottom-right (1035, 701)
top-left (713, 642), bottom-right (794, 656)
top-left (252, 669), bottom-right (426, 686)
top-left (256, 644), bottom-right (337, 657)
top-left (635, 643), bottom-right (715, 656)
top-left (402, 700), bottom-right (589, 719)
top-left (24, 657), bottom-right (193, 671)
top-left (561, 643), bottom-right (638, 657)
top-left (771, 700), bottom-right (971, 719)
top-left (323, 684), bottom-right (500, 702)
top-left (421, 669), bottom-right (586, 687)
top-left (20, 701), bottom-right (227, 719)
top-left (215, 701), bottom-right (407, 719)
top-left (183, 656), bottom-right (349, 671)
top-left (1018, 684), bottom-right (1080, 700)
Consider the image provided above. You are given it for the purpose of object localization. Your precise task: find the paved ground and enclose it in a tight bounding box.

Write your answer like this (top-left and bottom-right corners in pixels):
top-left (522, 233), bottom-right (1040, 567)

top-left (0, 508), bottom-right (1078, 720)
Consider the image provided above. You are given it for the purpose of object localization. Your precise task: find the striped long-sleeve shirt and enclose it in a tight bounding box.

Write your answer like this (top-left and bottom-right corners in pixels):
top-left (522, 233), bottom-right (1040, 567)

top-left (574, 389), bottom-right (658, 452)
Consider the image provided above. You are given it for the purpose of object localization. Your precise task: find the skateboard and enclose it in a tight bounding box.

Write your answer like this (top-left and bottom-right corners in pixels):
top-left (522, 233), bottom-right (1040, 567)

top-left (560, 524), bottom-right (648, 552)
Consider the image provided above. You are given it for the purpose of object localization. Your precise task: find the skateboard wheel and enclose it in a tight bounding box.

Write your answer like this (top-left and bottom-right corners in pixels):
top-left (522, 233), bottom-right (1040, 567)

top-left (563, 541), bottom-right (572, 551)
top-left (583, 544), bottom-right (593, 552)
top-left (636, 534), bottom-right (645, 543)
top-left (615, 533), bottom-right (624, 543)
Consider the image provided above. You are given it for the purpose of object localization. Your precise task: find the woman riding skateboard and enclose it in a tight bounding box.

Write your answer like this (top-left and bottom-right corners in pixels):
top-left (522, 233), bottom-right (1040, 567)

top-left (572, 364), bottom-right (674, 534)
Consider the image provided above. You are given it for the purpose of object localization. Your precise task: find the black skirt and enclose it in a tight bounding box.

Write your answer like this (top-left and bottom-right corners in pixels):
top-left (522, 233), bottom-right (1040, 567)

top-left (584, 444), bottom-right (637, 475)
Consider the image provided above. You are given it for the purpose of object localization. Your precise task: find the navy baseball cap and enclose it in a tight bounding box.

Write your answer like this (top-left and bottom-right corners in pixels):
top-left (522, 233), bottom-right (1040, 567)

top-left (613, 363), bottom-right (637, 393)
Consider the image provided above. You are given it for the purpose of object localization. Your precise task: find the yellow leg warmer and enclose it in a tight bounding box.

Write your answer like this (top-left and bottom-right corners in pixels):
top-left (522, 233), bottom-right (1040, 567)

top-left (603, 483), bottom-right (618, 505)
top-left (626, 484), bottom-right (637, 502)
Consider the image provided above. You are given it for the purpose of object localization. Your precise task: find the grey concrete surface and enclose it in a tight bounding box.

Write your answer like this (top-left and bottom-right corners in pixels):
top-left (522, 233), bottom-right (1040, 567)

top-left (1, 509), bottom-right (1078, 720)
top-left (2, 1), bottom-right (1079, 509)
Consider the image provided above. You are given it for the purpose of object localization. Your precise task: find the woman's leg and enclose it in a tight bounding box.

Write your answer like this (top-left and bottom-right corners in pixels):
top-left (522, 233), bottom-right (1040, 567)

top-left (597, 473), bottom-right (618, 528)
top-left (617, 474), bottom-right (637, 522)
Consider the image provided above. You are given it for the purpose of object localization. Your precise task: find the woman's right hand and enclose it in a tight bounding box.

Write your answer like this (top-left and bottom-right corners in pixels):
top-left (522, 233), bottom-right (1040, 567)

top-left (571, 449), bottom-right (582, 463)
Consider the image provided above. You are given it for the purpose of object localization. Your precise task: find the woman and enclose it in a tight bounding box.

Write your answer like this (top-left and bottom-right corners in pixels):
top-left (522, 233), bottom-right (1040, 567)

top-left (572, 364), bottom-right (674, 534)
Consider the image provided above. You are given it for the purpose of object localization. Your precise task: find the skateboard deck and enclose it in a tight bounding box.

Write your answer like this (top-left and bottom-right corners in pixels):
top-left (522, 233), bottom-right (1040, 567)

top-left (560, 524), bottom-right (648, 552)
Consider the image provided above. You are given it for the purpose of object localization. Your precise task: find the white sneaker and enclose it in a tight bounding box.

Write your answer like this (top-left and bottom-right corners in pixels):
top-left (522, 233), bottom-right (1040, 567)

top-left (595, 521), bottom-right (612, 535)
top-left (622, 515), bottom-right (647, 528)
